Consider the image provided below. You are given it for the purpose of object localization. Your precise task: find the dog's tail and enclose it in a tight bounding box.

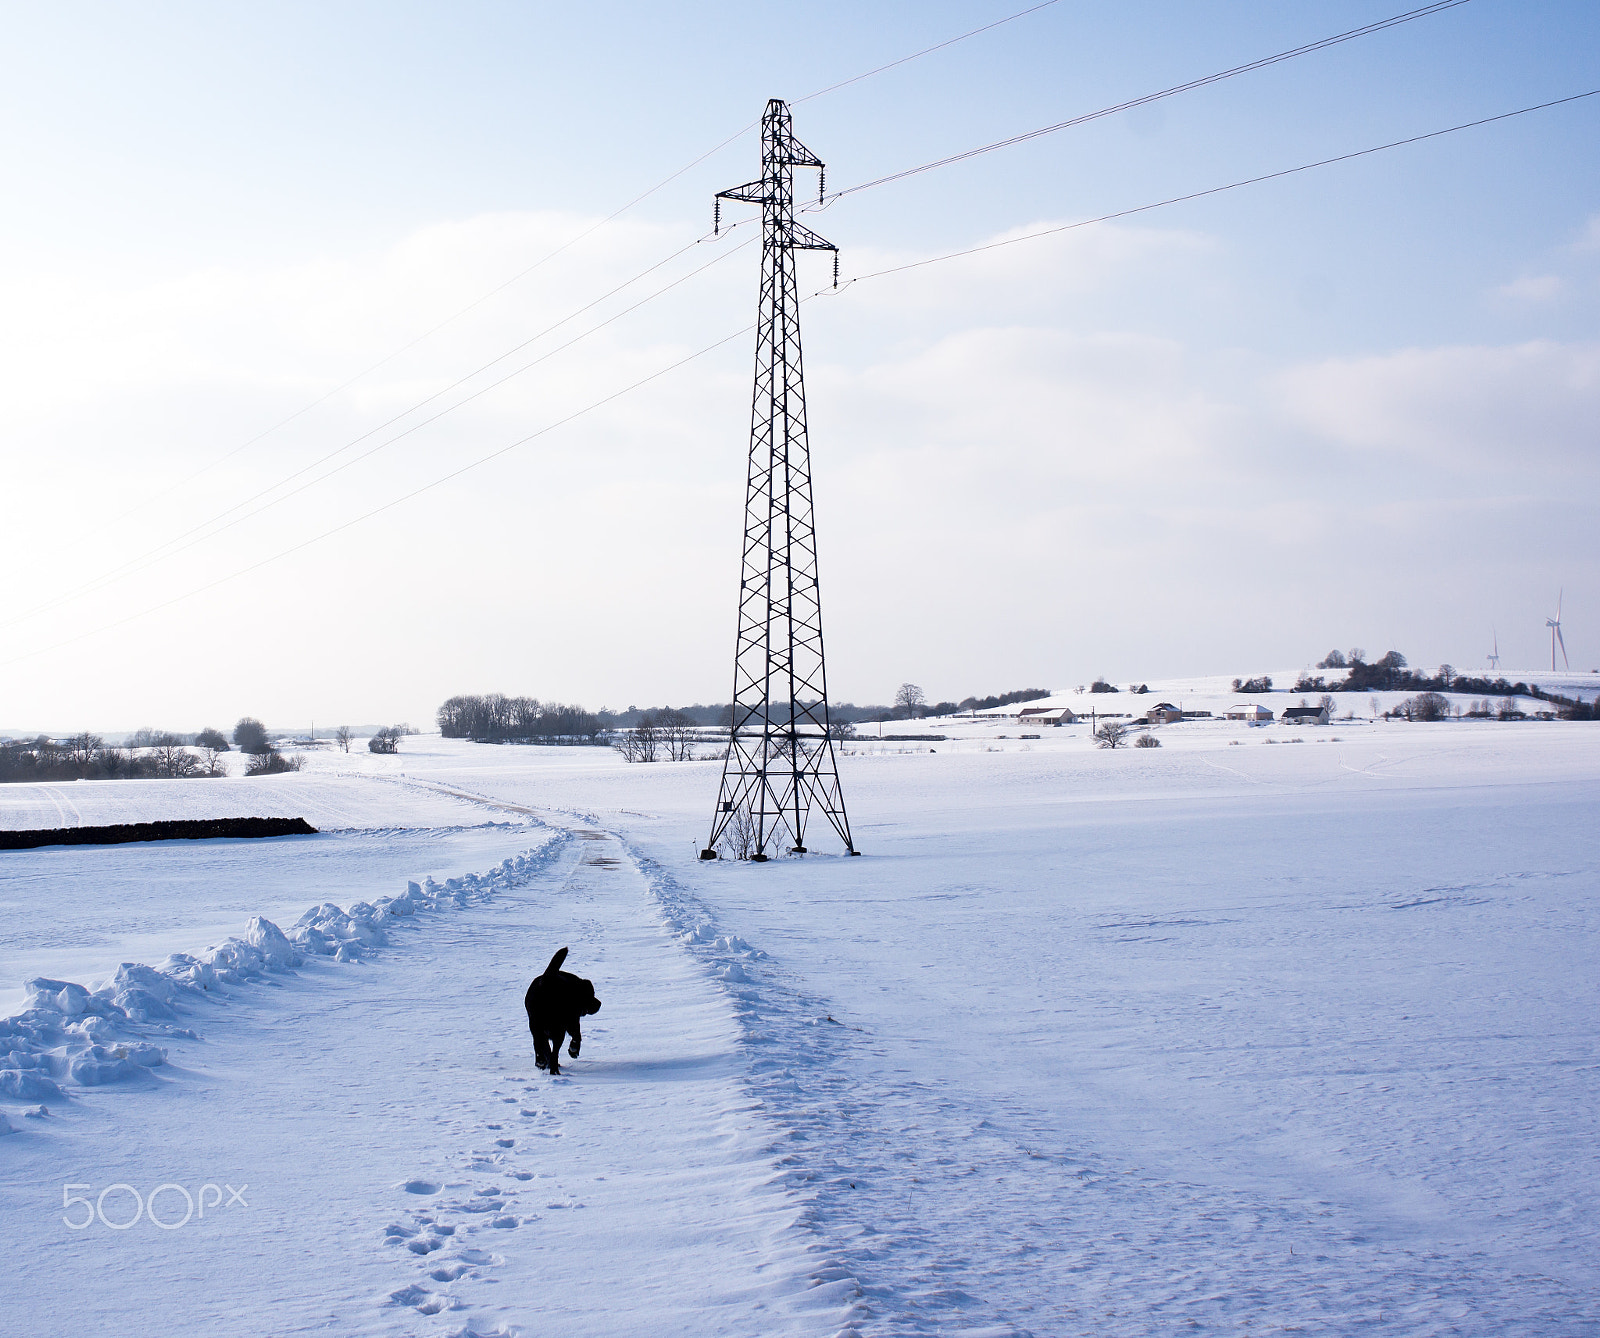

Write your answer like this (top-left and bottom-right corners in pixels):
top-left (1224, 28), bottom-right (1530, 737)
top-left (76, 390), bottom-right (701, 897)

top-left (543, 947), bottom-right (569, 977)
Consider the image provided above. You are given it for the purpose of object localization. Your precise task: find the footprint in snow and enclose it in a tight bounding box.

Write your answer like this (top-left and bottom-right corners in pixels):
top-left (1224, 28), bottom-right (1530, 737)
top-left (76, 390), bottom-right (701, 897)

top-left (388, 1283), bottom-right (457, 1315)
top-left (451, 1248), bottom-right (501, 1266)
top-left (385, 1222), bottom-right (449, 1255)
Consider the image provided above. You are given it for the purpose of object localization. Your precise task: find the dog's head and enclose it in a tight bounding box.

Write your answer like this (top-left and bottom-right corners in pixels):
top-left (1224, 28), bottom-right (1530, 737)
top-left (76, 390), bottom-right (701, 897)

top-left (574, 977), bottom-right (602, 1016)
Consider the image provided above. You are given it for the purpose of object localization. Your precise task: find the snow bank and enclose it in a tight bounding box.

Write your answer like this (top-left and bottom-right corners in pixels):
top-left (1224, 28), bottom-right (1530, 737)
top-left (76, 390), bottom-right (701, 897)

top-left (0, 836), bottom-right (564, 1106)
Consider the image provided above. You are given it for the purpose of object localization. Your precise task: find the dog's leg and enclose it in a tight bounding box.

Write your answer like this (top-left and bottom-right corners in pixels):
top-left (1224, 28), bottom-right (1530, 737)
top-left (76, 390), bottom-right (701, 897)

top-left (546, 1027), bottom-right (564, 1076)
top-left (532, 1031), bottom-right (552, 1072)
top-left (568, 1017), bottom-right (582, 1059)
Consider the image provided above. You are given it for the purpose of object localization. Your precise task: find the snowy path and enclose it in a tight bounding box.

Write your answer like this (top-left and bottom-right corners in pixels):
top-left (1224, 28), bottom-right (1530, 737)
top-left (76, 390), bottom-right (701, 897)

top-left (2, 819), bottom-right (845, 1337)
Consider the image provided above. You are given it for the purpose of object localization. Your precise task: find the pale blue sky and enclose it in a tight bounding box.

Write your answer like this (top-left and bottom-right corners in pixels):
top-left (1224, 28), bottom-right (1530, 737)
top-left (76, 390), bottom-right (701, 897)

top-left (1, 2), bottom-right (1597, 725)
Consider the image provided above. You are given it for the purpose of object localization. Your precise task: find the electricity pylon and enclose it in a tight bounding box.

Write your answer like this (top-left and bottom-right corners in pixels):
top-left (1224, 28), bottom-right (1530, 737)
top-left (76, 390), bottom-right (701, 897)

top-left (700, 99), bottom-right (857, 862)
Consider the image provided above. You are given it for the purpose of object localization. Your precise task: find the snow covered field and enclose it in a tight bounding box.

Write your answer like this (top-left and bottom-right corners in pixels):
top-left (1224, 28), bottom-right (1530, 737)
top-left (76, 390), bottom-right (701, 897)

top-left (3, 720), bottom-right (1598, 1335)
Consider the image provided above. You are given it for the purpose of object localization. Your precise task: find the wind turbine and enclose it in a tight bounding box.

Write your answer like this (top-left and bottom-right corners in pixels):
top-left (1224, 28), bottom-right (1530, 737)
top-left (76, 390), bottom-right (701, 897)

top-left (1547, 590), bottom-right (1569, 672)
top-left (1488, 630), bottom-right (1500, 672)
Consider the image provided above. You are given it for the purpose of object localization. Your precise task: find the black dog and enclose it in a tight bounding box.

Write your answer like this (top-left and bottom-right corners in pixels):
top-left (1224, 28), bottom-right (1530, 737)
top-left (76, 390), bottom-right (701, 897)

top-left (523, 948), bottom-right (601, 1075)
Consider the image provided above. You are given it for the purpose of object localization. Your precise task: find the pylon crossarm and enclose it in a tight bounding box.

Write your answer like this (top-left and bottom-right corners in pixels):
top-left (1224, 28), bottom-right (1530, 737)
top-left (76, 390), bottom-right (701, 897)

top-left (717, 180), bottom-right (768, 205)
top-left (785, 221), bottom-right (837, 252)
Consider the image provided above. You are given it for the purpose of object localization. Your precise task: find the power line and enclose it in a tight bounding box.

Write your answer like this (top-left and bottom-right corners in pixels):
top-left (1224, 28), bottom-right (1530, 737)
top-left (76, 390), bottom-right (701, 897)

top-left (814, 0), bottom-right (1474, 206)
top-left (836, 88), bottom-right (1600, 284)
top-left (109, 0), bottom-right (1066, 523)
top-left (0, 231), bottom-right (757, 631)
top-left (88, 0), bottom-right (1444, 580)
top-left (0, 222), bottom-right (755, 629)
top-left (10, 5), bottom-right (1073, 629)
top-left (5, 327), bottom-right (759, 667)
top-left (793, 0), bottom-right (1061, 105)
top-left (6, 84), bottom-right (1587, 671)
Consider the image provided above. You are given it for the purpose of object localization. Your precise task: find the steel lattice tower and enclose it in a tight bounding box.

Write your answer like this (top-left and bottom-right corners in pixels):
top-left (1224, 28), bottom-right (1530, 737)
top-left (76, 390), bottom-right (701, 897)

top-left (700, 99), bottom-right (857, 862)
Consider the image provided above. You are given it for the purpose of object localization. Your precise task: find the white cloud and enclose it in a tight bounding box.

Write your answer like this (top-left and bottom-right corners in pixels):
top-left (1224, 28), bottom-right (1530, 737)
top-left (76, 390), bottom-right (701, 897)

top-left (839, 219), bottom-right (1215, 319)
top-left (1, 207), bottom-right (1595, 726)
top-left (1272, 341), bottom-right (1600, 472)
top-left (1494, 274), bottom-right (1565, 303)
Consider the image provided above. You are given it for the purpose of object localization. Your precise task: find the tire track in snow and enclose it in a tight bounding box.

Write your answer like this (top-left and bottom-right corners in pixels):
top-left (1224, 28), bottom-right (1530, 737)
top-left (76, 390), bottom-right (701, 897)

top-left (29, 784), bottom-right (76, 828)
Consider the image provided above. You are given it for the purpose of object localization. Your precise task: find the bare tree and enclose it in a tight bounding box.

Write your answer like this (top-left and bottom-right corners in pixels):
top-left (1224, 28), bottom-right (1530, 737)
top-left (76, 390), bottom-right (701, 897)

top-left (613, 715), bottom-right (660, 763)
top-left (334, 726), bottom-right (352, 753)
top-left (67, 733), bottom-right (103, 768)
top-left (827, 718), bottom-right (855, 742)
top-left (894, 683), bottom-right (926, 719)
top-left (1134, 732), bottom-right (1161, 748)
top-left (657, 708), bottom-right (696, 761)
top-left (1400, 692), bottom-right (1452, 722)
top-left (246, 749), bottom-right (304, 775)
top-left (153, 737), bottom-right (204, 778)
top-left (635, 715), bottom-right (660, 762)
top-left (1095, 721), bottom-right (1129, 749)
top-left (717, 805), bottom-right (757, 860)
top-left (368, 727), bottom-right (402, 754)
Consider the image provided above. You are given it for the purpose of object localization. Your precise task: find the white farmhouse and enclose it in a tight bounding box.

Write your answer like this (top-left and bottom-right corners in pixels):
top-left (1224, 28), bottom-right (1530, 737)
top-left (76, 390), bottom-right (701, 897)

top-left (1017, 706), bottom-right (1077, 727)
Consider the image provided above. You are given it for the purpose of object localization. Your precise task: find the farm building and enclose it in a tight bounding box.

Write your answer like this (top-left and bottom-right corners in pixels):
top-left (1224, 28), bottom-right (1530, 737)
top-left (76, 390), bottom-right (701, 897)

top-left (1017, 706), bottom-right (1077, 726)
top-left (1282, 704), bottom-right (1331, 725)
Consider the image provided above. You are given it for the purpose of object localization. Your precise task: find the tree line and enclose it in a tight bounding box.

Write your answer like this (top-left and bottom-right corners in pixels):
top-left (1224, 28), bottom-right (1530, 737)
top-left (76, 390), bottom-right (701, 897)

top-left (437, 695), bottom-right (605, 744)
top-left (440, 683), bottom-right (1058, 744)
top-left (0, 716), bottom-right (309, 784)
top-left (1302, 648), bottom-right (1578, 701)
top-left (1285, 648), bottom-right (1596, 719)
top-left (0, 734), bottom-right (228, 783)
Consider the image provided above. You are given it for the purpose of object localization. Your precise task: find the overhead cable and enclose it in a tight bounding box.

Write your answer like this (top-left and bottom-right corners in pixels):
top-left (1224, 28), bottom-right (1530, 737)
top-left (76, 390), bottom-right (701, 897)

top-left (7, 83), bottom-right (1588, 670)
top-left (793, 0), bottom-right (1061, 105)
top-left (815, 0), bottom-right (1475, 206)
top-left (0, 231), bottom-right (757, 631)
top-left (835, 88), bottom-right (1600, 284)
top-left (117, 0), bottom-right (1066, 518)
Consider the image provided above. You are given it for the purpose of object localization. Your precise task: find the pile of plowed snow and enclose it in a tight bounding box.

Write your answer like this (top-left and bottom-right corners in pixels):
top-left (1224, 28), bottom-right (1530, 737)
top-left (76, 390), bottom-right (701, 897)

top-left (0, 840), bottom-right (560, 1104)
